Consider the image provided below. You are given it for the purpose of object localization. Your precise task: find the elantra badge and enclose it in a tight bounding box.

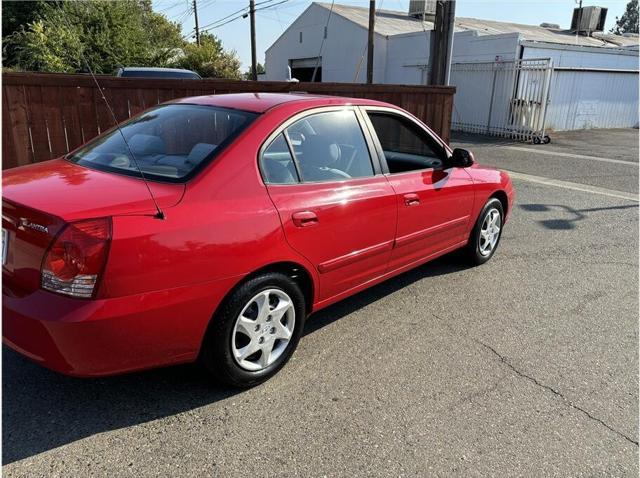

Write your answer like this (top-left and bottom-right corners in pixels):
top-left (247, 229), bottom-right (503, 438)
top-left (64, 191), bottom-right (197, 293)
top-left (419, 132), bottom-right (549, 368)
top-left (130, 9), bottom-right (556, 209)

top-left (19, 219), bottom-right (49, 234)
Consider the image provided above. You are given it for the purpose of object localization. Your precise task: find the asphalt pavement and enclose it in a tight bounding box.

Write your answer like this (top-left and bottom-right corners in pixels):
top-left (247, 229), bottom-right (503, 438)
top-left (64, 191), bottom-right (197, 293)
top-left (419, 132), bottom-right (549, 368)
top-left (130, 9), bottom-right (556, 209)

top-left (3, 129), bottom-right (638, 477)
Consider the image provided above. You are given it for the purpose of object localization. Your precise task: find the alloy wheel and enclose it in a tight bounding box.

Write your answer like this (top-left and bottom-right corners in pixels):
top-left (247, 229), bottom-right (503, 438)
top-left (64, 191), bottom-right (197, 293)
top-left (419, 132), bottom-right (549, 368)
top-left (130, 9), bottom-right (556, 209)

top-left (479, 208), bottom-right (501, 256)
top-left (231, 289), bottom-right (296, 372)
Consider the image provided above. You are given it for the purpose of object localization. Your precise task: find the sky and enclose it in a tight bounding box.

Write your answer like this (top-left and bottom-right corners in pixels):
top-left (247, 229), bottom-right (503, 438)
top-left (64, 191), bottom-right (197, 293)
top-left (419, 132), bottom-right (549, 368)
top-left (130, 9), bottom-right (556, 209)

top-left (152, 0), bottom-right (633, 70)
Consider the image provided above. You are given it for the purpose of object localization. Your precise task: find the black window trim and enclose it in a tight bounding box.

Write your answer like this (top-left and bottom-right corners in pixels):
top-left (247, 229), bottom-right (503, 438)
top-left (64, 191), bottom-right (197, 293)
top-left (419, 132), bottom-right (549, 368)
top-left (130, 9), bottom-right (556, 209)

top-left (358, 106), bottom-right (452, 176)
top-left (281, 130), bottom-right (303, 182)
top-left (258, 106), bottom-right (384, 186)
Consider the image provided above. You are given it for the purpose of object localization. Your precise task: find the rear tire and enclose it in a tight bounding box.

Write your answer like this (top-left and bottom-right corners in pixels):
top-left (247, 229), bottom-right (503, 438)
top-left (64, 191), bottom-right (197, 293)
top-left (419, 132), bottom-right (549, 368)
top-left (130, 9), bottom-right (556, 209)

top-left (200, 272), bottom-right (306, 388)
top-left (466, 198), bottom-right (504, 266)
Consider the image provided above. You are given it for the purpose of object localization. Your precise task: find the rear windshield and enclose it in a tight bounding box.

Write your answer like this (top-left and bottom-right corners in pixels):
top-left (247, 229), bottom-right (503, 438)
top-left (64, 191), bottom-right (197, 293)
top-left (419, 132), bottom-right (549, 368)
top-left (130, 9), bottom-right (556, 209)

top-left (67, 104), bottom-right (257, 181)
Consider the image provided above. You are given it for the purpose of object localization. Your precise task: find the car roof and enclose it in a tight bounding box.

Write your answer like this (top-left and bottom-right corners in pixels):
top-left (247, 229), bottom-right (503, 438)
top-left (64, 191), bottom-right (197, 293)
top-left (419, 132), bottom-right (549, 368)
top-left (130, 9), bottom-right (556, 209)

top-left (120, 67), bottom-right (197, 73)
top-left (169, 92), bottom-right (392, 114)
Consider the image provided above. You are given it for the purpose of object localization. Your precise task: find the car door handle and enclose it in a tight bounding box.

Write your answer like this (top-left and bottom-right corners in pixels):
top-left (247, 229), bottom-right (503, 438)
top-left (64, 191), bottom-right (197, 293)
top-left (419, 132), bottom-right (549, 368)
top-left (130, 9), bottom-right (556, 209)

top-left (404, 193), bottom-right (420, 206)
top-left (292, 211), bottom-right (319, 227)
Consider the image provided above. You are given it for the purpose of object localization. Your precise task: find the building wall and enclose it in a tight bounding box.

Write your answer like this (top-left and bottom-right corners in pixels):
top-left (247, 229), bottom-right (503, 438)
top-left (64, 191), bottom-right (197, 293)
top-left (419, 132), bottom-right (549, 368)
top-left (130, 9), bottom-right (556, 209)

top-left (452, 31), bottom-right (520, 63)
top-left (383, 31), bottom-right (521, 85)
top-left (384, 32), bottom-right (430, 84)
top-left (265, 8), bottom-right (521, 86)
top-left (522, 44), bottom-right (639, 130)
top-left (521, 42), bottom-right (639, 68)
top-left (264, 7), bottom-right (639, 130)
top-left (264, 3), bottom-right (387, 83)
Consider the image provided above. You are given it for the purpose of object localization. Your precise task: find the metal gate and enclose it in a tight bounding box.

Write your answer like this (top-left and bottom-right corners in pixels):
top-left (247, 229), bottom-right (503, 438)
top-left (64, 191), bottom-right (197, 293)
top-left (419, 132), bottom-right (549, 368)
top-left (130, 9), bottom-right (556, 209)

top-left (450, 58), bottom-right (553, 142)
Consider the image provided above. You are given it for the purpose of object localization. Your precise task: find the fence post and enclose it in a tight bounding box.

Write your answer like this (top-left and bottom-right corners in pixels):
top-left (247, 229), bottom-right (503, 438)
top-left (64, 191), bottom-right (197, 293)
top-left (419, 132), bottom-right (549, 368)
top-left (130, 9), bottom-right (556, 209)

top-left (486, 63), bottom-right (498, 135)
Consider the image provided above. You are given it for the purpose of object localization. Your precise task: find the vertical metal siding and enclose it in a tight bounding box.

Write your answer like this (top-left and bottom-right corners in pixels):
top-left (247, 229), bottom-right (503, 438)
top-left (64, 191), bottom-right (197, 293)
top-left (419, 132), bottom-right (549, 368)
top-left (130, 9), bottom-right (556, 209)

top-left (523, 44), bottom-right (639, 130)
top-left (546, 69), bottom-right (639, 130)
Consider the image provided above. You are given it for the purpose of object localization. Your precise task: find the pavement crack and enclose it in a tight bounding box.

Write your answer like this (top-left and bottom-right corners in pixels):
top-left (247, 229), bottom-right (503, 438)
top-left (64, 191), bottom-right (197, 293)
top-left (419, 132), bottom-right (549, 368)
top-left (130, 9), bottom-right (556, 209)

top-left (432, 314), bottom-right (639, 447)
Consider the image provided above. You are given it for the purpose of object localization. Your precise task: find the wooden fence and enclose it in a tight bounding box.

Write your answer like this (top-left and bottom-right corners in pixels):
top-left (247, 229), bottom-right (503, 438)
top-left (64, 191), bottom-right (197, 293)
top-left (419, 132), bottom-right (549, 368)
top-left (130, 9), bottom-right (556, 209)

top-left (2, 72), bottom-right (455, 170)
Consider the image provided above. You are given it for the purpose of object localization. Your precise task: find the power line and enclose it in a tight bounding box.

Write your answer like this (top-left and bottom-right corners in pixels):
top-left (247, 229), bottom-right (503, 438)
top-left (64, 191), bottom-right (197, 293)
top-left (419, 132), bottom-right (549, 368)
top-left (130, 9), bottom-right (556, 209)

top-left (189, 0), bottom-right (289, 38)
top-left (156, 1), bottom-right (187, 14)
top-left (197, 4), bottom-right (249, 31)
top-left (168, 6), bottom-right (193, 24)
top-left (256, 0), bottom-right (291, 13)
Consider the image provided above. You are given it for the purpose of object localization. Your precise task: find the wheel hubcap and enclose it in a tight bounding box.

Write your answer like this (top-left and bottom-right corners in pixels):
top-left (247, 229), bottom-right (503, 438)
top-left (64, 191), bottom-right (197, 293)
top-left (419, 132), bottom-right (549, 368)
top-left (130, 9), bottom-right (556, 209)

top-left (479, 208), bottom-right (501, 256)
top-left (231, 289), bottom-right (295, 372)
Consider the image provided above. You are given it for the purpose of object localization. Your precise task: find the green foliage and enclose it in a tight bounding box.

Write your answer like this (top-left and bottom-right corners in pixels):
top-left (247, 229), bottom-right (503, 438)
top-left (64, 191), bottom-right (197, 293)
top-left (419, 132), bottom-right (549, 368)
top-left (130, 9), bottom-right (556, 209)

top-left (173, 33), bottom-right (241, 79)
top-left (4, 0), bottom-right (183, 73)
top-left (2, 0), bottom-right (51, 65)
top-left (243, 62), bottom-right (266, 80)
top-left (2, 1), bottom-right (50, 38)
top-left (611, 0), bottom-right (639, 34)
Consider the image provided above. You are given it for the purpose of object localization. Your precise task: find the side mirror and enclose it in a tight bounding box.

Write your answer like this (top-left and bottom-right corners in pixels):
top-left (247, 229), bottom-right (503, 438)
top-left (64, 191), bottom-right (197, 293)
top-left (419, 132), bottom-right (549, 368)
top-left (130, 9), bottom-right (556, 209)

top-left (451, 148), bottom-right (475, 168)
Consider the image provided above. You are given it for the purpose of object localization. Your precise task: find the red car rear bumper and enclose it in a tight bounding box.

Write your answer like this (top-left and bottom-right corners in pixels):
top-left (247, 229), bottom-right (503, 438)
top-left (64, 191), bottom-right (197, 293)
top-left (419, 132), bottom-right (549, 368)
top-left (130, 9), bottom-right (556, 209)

top-left (2, 276), bottom-right (241, 377)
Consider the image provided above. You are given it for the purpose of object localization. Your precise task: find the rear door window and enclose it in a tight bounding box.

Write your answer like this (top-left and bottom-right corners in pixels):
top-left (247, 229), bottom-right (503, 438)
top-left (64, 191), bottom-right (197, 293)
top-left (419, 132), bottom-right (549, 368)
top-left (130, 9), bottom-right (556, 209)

top-left (285, 110), bottom-right (374, 183)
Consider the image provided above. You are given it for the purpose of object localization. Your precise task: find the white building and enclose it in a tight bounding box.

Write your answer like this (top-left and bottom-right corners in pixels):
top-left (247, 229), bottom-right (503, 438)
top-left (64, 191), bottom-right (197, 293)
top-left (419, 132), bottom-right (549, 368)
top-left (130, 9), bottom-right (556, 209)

top-left (264, 2), bottom-right (639, 135)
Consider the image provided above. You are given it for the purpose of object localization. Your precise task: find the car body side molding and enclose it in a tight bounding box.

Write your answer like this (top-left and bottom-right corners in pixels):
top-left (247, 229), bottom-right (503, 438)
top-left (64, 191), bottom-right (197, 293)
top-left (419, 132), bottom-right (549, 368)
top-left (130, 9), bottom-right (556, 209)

top-left (317, 240), bottom-right (394, 273)
top-left (394, 215), bottom-right (470, 249)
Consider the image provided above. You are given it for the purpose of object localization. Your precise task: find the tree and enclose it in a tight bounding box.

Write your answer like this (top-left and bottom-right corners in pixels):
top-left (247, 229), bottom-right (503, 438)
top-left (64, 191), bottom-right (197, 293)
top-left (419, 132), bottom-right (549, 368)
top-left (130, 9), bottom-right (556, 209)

top-left (611, 0), bottom-right (639, 34)
top-left (3, 0), bottom-right (183, 73)
top-left (2, 1), bottom-right (51, 66)
top-left (2, 1), bottom-right (50, 38)
top-left (173, 33), bottom-right (242, 79)
top-left (243, 63), bottom-right (266, 80)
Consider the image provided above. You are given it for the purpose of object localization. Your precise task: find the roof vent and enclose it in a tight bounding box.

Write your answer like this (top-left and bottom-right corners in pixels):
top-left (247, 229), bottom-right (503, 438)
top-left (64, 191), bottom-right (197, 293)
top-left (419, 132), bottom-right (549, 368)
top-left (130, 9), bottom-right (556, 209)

top-left (571, 6), bottom-right (608, 35)
top-left (540, 22), bottom-right (560, 29)
top-left (409, 0), bottom-right (437, 21)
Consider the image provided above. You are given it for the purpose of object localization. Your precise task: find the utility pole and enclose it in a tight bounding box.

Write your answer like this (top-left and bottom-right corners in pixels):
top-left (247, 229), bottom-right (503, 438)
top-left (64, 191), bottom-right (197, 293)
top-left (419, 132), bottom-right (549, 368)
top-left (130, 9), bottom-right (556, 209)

top-left (429, 0), bottom-right (456, 86)
top-left (366, 0), bottom-right (375, 84)
top-left (193, 0), bottom-right (200, 45)
top-left (249, 0), bottom-right (258, 81)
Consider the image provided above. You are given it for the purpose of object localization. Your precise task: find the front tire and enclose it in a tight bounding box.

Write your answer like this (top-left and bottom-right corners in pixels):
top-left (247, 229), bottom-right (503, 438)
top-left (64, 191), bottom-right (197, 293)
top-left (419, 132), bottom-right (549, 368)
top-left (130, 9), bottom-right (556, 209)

top-left (200, 272), bottom-right (306, 388)
top-left (466, 198), bottom-right (504, 265)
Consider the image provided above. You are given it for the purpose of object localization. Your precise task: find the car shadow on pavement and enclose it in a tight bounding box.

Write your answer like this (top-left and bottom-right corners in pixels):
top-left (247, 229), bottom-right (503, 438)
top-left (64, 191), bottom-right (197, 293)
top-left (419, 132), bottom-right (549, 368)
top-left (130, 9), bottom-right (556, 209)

top-left (519, 203), bottom-right (638, 230)
top-left (2, 253), bottom-right (469, 465)
top-left (304, 253), bottom-right (470, 336)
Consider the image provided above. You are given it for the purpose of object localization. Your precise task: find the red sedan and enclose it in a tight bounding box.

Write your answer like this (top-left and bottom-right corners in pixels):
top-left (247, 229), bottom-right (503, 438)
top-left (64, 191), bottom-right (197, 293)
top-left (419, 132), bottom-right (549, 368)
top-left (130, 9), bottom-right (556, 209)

top-left (2, 93), bottom-right (514, 387)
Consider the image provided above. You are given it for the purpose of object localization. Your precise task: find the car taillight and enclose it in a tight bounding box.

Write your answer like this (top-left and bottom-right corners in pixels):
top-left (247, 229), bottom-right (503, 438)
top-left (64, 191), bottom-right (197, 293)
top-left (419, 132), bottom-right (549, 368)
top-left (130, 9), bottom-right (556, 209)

top-left (41, 218), bottom-right (112, 298)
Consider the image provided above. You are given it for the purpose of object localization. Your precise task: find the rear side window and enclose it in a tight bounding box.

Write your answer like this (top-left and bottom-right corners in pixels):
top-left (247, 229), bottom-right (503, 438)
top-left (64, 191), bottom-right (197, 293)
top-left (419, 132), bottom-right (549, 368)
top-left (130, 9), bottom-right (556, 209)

top-left (68, 104), bottom-right (256, 181)
top-left (261, 134), bottom-right (299, 184)
top-left (263, 110), bottom-right (374, 184)
top-left (367, 112), bottom-right (445, 173)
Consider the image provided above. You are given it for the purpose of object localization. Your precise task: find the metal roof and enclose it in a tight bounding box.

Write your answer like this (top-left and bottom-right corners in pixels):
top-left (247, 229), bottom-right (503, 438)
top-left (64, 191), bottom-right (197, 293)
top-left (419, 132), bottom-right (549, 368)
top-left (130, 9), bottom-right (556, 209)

top-left (316, 2), bottom-right (638, 49)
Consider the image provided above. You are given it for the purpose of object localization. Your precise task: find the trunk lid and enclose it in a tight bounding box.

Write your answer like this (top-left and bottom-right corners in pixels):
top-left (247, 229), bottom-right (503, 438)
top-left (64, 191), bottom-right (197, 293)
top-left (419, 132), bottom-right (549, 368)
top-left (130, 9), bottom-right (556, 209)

top-left (3, 159), bottom-right (185, 221)
top-left (2, 159), bottom-right (185, 295)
